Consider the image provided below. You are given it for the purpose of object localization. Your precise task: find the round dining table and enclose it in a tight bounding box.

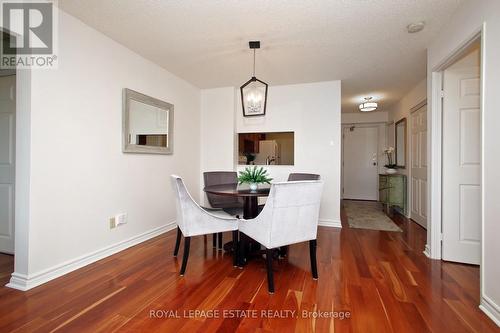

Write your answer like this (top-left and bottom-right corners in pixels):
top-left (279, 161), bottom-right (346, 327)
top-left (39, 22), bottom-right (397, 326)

top-left (203, 183), bottom-right (271, 266)
top-left (203, 183), bottom-right (270, 219)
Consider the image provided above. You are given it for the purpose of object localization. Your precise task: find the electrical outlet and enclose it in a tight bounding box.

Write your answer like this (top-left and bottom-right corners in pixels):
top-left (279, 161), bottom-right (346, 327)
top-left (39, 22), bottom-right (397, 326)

top-left (109, 217), bottom-right (117, 229)
top-left (115, 213), bottom-right (127, 226)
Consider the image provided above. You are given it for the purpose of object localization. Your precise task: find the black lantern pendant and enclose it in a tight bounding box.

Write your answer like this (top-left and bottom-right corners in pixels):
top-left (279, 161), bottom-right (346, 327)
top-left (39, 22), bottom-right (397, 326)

top-left (240, 41), bottom-right (268, 117)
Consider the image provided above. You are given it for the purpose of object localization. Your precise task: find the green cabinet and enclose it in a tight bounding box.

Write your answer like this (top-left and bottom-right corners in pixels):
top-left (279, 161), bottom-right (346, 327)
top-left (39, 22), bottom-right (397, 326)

top-left (379, 174), bottom-right (407, 215)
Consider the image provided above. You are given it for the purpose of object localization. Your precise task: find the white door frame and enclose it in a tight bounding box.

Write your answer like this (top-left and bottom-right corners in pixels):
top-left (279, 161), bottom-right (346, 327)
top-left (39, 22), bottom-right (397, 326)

top-left (0, 28), bottom-right (32, 289)
top-left (0, 73), bottom-right (16, 254)
top-left (428, 25), bottom-right (485, 262)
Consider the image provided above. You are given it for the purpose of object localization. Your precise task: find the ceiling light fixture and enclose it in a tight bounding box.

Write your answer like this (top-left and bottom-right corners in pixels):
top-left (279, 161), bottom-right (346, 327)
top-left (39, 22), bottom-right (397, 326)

top-left (359, 97), bottom-right (378, 112)
top-left (407, 21), bottom-right (425, 33)
top-left (240, 41), bottom-right (268, 117)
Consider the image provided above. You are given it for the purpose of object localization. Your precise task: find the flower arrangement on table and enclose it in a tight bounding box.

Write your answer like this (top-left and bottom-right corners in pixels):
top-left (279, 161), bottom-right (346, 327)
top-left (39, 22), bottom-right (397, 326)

top-left (383, 147), bottom-right (397, 174)
top-left (238, 166), bottom-right (273, 191)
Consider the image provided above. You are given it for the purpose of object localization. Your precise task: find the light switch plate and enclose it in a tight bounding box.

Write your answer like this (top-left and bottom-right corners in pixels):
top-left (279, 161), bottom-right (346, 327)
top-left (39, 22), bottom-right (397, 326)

top-left (115, 213), bottom-right (128, 226)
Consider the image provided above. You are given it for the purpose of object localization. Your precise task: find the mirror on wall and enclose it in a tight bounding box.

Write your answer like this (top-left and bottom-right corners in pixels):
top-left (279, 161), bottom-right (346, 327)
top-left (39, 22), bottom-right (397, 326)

top-left (122, 88), bottom-right (174, 154)
top-left (238, 132), bottom-right (294, 165)
top-left (395, 118), bottom-right (407, 168)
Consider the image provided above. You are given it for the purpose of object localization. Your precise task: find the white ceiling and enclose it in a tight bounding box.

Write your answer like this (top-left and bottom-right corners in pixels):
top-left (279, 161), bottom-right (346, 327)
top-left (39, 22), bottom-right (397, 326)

top-left (59, 0), bottom-right (462, 112)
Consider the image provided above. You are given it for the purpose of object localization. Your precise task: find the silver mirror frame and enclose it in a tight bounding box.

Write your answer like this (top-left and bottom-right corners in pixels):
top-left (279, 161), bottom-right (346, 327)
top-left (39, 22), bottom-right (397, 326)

top-left (395, 117), bottom-right (407, 168)
top-left (122, 88), bottom-right (174, 155)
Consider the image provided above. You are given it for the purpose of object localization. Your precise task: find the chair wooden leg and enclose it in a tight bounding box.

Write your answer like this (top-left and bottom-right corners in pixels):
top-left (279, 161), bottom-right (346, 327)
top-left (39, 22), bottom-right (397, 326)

top-left (212, 233), bottom-right (217, 248)
top-left (180, 237), bottom-right (191, 276)
top-left (218, 232), bottom-right (223, 250)
top-left (266, 248), bottom-right (275, 294)
top-left (173, 227), bottom-right (182, 257)
top-left (309, 239), bottom-right (318, 280)
top-left (232, 230), bottom-right (238, 267)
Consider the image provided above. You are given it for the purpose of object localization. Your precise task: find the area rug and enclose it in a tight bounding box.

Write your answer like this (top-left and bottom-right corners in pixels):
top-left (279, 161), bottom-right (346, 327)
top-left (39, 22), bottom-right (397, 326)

top-left (343, 200), bottom-right (402, 232)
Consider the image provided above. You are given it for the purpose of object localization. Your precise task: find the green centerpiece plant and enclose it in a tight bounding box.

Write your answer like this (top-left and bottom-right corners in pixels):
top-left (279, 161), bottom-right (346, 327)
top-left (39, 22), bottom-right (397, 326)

top-left (238, 166), bottom-right (273, 191)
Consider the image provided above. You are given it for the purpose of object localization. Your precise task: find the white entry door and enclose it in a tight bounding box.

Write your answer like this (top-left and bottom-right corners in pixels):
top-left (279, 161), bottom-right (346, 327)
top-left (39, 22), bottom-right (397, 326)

top-left (0, 74), bottom-right (16, 254)
top-left (343, 126), bottom-right (379, 200)
top-left (410, 105), bottom-right (427, 228)
top-left (442, 47), bottom-right (481, 265)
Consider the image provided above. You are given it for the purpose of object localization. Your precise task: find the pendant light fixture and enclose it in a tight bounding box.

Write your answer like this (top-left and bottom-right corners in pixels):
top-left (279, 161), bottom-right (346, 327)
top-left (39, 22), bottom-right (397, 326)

top-left (240, 41), bottom-right (268, 117)
top-left (359, 97), bottom-right (378, 112)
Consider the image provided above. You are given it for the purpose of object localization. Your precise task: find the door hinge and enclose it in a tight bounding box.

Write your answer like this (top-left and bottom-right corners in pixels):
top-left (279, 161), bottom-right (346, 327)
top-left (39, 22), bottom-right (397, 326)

top-left (440, 90), bottom-right (445, 98)
top-left (440, 233), bottom-right (443, 241)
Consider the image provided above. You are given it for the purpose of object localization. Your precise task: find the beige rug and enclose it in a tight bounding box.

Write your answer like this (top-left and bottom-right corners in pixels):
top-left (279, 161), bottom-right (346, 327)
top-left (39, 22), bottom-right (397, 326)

top-left (343, 200), bottom-right (402, 232)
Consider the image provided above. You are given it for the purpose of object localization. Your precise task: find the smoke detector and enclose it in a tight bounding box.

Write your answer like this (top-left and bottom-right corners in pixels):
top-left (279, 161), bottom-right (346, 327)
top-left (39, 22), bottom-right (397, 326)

top-left (407, 22), bottom-right (425, 33)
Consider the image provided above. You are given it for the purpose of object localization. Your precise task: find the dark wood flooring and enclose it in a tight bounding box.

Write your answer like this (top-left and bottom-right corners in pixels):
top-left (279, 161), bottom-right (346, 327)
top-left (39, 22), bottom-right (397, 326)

top-left (0, 207), bottom-right (498, 332)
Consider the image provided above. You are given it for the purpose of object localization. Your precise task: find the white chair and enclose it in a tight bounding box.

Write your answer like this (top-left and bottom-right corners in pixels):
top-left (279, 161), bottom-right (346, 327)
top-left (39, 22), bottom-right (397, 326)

top-left (277, 173), bottom-right (321, 257)
top-left (171, 175), bottom-right (239, 275)
top-left (238, 180), bottom-right (324, 293)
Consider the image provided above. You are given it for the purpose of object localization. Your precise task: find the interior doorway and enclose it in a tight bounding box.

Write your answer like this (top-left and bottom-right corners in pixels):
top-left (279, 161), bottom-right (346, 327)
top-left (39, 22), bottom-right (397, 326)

top-left (0, 72), bottom-right (16, 254)
top-left (441, 40), bottom-right (481, 265)
top-left (342, 124), bottom-right (380, 201)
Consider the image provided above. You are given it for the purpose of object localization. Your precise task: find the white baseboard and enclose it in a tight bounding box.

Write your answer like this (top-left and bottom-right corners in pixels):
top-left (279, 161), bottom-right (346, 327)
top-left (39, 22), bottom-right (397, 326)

top-left (319, 219), bottom-right (342, 228)
top-left (480, 295), bottom-right (500, 327)
top-left (6, 221), bottom-right (176, 291)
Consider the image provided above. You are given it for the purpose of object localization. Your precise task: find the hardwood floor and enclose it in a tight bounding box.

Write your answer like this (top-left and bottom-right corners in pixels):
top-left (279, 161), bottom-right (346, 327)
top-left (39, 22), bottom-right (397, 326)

top-left (0, 209), bottom-right (498, 332)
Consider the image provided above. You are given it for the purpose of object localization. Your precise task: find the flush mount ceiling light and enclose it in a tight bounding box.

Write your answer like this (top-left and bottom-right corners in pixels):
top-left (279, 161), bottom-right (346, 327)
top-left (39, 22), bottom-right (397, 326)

top-left (359, 97), bottom-right (378, 112)
top-left (240, 41), bottom-right (268, 117)
top-left (407, 21), bottom-right (425, 33)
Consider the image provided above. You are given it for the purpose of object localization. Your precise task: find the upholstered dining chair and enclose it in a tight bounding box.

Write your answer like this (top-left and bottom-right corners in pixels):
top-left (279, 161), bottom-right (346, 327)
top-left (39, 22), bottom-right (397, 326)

top-left (171, 175), bottom-right (239, 275)
top-left (238, 180), bottom-right (324, 293)
top-left (203, 171), bottom-right (243, 249)
top-left (276, 172), bottom-right (321, 258)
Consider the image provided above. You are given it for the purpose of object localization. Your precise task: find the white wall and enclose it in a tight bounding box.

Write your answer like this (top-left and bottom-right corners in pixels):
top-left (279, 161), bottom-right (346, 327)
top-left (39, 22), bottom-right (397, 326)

top-left (9, 9), bottom-right (201, 289)
top-left (341, 111), bottom-right (389, 124)
top-left (389, 79), bottom-right (427, 125)
top-left (236, 81), bottom-right (342, 226)
top-left (388, 79), bottom-right (427, 156)
top-left (200, 87), bottom-right (236, 205)
top-left (427, 0), bottom-right (500, 325)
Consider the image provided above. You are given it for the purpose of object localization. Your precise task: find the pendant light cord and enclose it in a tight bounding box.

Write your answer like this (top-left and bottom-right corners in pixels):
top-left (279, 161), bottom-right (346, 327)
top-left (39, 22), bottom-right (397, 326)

top-left (253, 49), bottom-right (256, 77)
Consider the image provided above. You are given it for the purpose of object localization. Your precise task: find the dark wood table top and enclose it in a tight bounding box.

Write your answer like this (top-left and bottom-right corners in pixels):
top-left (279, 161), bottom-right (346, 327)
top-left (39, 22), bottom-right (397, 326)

top-left (203, 183), bottom-right (270, 197)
